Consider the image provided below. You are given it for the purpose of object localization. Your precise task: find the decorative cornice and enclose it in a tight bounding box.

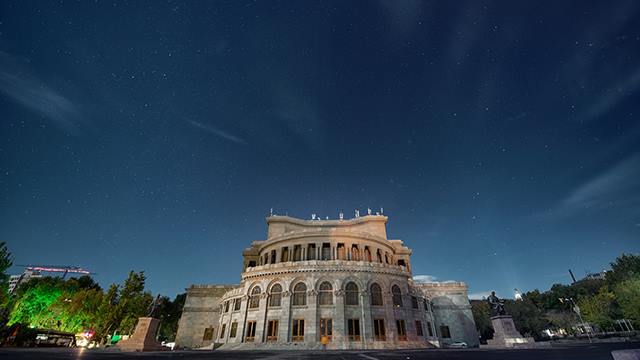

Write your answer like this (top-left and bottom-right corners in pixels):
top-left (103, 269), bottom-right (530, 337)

top-left (183, 306), bottom-right (218, 313)
top-left (242, 262), bottom-right (410, 281)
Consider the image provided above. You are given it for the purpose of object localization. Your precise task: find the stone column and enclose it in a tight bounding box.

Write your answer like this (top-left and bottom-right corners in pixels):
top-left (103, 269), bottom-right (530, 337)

top-left (334, 288), bottom-right (346, 348)
top-left (384, 291), bottom-right (398, 343)
top-left (360, 289), bottom-right (372, 348)
top-left (254, 292), bottom-right (268, 343)
top-left (280, 290), bottom-right (292, 342)
top-left (306, 289), bottom-right (318, 345)
top-left (238, 294), bottom-right (250, 343)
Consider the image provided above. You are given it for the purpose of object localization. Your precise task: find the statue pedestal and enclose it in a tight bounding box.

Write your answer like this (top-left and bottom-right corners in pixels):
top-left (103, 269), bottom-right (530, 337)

top-left (116, 317), bottom-right (164, 352)
top-left (487, 315), bottom-right (534, 348)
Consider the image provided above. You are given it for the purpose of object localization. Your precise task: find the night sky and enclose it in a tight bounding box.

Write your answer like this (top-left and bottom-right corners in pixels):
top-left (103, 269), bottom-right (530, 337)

top-left (1, 1), bottom-right (639, 300)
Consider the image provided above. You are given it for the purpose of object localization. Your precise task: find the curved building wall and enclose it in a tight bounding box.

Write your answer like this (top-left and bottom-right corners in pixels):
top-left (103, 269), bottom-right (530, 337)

top-left (176, 214), bottom-right (478, 350)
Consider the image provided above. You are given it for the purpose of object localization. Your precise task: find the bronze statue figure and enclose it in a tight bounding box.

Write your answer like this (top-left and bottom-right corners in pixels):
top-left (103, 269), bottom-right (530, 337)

top-left (147, 294), bottom-right (163, 318)
top-left (487, 291), bottom-right (506, 316)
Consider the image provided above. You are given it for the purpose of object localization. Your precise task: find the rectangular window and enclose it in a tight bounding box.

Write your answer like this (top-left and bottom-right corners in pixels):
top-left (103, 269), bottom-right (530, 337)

top-left (373, 319), bottom-right (386, 341)
top-left (292, 319), bottom-right (305, 341)
top-left (411, 296), bottom-right (419, 309)
top-left (293, 245), bottom-right (302, 261)
top-left (234, 298), bottom-right (241, 311)
top-left (307, 244), bottom-right (316, 260)
top-left (396, 320), bottom-right (407, 341)
top-left (245, 321), bottom-right (257, 342)
top-left (281, 247), bottom-right (289, 262)
top-left (319, 318), bottom-right (332, 340)
top-left (203, 327), bottom-right (214, 341)
top-left (322, 243), bottom-right (331, 260)
top-left (224, 301), bottom-right (230, 313)
top-left (416, 320), bottom-right (424, 336)
top-left (270, 250), bottom-right (276, 263)
top-left (440, 325), bottom-right (451, 338)
top-left (347, 318), bottom-right (361, 341)
top-left (267, 320), bottom-right (278, 341)
top-left (426, 321), bottom-right (433, 337)
top-left (337, 243), bottom-right (346, 260)
top-left (230, 322), bottom-right (238, 338)
top-left (219, 324), bottom-right (226, 339)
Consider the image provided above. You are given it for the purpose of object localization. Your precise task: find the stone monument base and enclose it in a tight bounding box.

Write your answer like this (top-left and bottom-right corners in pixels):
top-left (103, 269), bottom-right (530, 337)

top-left (487, 315), bottom-right (534, 348)
top-left (116, 317), bottom-right (164, 352)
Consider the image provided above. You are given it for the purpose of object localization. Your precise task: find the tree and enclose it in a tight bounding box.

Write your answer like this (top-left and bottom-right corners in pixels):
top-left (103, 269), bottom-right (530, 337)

top-left (94, 284), bottom-right (120, 343)
top-left (607, 253), bottom-right (640, 287)
top-left (115, 271), bottom-right (153, 335)
top-left (577, 286), bottom-right (615, 330)
top-left (8, 277), bottom-right (66, 328)
top-left (504, 298), bottom-right (547, 339)
top-left (158, 293), bottom-right (186, 342)
top-left (614, 277), bottom-right (640, 327)
top-left (470, 300), bottom-right (493, 342)
top-left (0, 242), bottom-right (11, 286)
top-left (0, 242), bottom-right (12, 326)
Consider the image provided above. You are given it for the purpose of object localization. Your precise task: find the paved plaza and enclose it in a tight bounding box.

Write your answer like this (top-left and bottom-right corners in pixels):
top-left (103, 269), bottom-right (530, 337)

top-left (0, 342), bottom-right (638, 360)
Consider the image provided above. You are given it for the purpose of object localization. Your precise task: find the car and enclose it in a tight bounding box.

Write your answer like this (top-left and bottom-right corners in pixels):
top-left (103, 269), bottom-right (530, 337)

top-left (446, 341), bottom-right (468, 348)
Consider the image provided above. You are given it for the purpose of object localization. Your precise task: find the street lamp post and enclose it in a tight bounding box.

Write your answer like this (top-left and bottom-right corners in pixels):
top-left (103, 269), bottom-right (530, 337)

top-left (561, 297), bottom-right (592, 343)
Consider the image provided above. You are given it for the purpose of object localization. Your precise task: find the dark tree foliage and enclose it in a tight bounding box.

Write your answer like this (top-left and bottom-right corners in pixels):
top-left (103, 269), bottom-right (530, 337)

top-left (158, 293), bottom-right (186, 342)
top-left (0, 242), bottom-right (13, 327)
top-left (504, 297), bottom-right (548, 340)
top-left (470, 300), bottom-right (493, 342)
top-left (606, 253), bottom-right (640, 288)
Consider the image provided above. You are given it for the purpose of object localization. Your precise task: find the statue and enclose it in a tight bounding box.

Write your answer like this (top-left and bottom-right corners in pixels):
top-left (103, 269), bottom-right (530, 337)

top-left (487, 291), bottom-right (506, 316)
top-left (147, 294), bottom-right (163, 318)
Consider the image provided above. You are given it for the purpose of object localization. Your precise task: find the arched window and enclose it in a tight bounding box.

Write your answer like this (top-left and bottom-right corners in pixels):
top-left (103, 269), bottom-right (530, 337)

top-left (370, 283), bottom-right (383, 306)
top-left (364, 247), bottom-right (372, 262)
top-left (345, 282), bottom-right (359, 305)
top-left (269, 284), bottom-right (282, 307)
top-left (318, 282), bottom-right (333, 305)
top-left (391, 285), bottom-right (403, 307)
top-left (292, 282), bottom-right (307, 306)
top-left (249, 286), bottom-right (261, 309)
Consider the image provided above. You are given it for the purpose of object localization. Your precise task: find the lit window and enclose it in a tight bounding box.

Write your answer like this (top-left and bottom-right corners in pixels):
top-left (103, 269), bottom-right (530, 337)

top-left (348, 318), bottom-right (361, 341)
top-left (373, 319), bottom-right (386, 341)
top-left (396, 319), bottom-right (407, 341)
top-left (245, 321), bottom-right (257, 342)
top-left (292, 319), bottom-right (304, 341)
top-left (267, 320), bottom-right (278, 341)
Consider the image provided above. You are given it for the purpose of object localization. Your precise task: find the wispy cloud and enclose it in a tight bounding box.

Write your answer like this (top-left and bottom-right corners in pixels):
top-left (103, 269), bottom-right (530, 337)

top-left (583, 67), bottom-right (640, 122)
top-left (543, 153), bottom-right (640, 219)
top-left (0, 51), bottom-right (82, 134)
top-left (377, 0), bottom-right (423, 36)
top-left (413, 274), bottom-right (438, 283)
top-left (186, 119), bottom-right (246, 144)
top-left (468, 291), bottom-right (492, 300)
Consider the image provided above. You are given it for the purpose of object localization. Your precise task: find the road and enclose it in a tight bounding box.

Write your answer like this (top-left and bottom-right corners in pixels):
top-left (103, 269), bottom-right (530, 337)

top-left (0, 342), bottom-right (638, 360)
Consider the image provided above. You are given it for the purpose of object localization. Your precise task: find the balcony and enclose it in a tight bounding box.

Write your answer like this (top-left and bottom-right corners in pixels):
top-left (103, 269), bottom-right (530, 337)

top-left (241, 259), bottom-right (410, 280)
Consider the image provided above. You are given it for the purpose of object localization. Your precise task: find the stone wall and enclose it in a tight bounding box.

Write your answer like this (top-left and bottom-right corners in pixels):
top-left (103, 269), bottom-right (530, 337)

top-left (174, 284), bottom-right (236, 349)
top-left (417, 282), bottom-right (479, 347)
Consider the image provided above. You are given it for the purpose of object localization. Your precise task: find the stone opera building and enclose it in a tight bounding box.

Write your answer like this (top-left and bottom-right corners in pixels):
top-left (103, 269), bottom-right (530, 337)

top-left (175, 213), bottom-right (478, 350)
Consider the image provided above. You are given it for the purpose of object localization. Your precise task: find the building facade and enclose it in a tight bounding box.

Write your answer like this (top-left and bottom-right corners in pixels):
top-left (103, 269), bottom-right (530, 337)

top-left (175, 214), bottom-right (478, 350)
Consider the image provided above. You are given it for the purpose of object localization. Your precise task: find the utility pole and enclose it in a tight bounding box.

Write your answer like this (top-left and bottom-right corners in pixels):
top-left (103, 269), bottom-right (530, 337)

top-left (561, 297), bottom-right (592, 343)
